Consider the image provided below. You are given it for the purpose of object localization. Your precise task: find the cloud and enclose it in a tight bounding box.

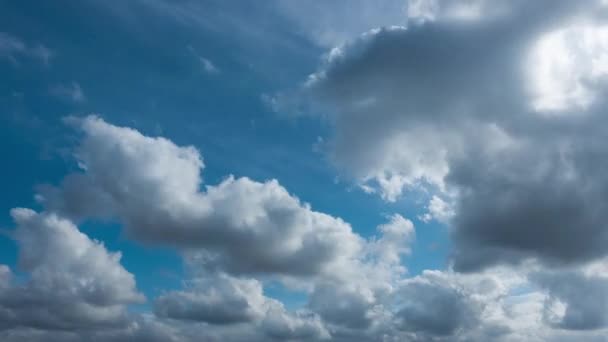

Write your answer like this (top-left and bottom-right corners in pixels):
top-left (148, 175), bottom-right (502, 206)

top-left (369, 214), bottom-right (415, 264)
top-left (38, 115), bottom-right (363, 278)
top-left (199, 57), bottom-right (219, 74)
top-left (0, 32), bottom-right (25, 62)
top-left (395, 272), bottom-right (480, 337)
top-left (155, 267), bottom-right (330, 340)
top-left (531, 270), bottom-right (608, 330)
top-left (304, 214), bottom-right (416, 338)
top-left (308, 284), bottom-right (375, 330)
top-left (407, 0), bottom-right (527, 23)
top-left (50, 82), bottom-right (86, 103)
top-left (419, 195), bottom-right (454, 223)
top-left (0, 209), bottom-right (143, 332)
top-left (292, 0), bottom-right (608, 272)
top-left (261, 306), bottom-right (330, 341)
top-left (6, 113), bottom-right (608, 340)
top-left (4, 0), bottom-right (608, 340)
top-left (0, 206), bottom-right (329, 341)
top-left (26, 117), bottom-right (438, 340)
top-left (0, 32), bottom-right (52, 65)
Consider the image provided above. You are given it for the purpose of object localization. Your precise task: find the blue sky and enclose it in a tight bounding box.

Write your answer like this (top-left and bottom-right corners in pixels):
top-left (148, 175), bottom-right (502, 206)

top-left (3, 1), bottom-right (608, 341)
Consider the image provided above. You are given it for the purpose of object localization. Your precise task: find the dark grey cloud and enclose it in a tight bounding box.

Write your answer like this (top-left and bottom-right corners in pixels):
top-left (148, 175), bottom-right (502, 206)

top-left (531, 270), bottom-right (608, 330)
top-left (296, 0), bottom-right (608, 272)
top-left (395, 273), bottom-right (480, 336)
top-left (154, 273), bottom-right (266, 325)
top-left (308, 284), bottom-right (374, 330)
top-left (448, 133), bottom-right (608, 271)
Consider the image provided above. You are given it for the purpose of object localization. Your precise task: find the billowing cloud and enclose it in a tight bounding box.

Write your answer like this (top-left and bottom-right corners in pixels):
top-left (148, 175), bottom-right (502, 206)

top-left (155, 270), bottom-right (330, 340)
top-left (0, 209), bottom-right (143, 332)
top-left (531, 270), bottom-right (608, 330)
top-left (39, 116), bottom-right (363, 278)
top-left (261, 305), bottom-right (330, 341)
top-left (294, 0), bottom-right (608, 272)
top-left (395, 271), bottom-right (480, 336)
top-left (155, 272), bottom-right (267, 325)
top-left (6, 111), bottom-right (608, 340)
top-left (6, 0), bottom-right (608, 334)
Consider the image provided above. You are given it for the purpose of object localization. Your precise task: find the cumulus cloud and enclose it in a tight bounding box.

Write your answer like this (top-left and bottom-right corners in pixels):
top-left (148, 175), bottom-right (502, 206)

top-left (293, 0), bottom-right (608, 273)
top-left (29, 116), bottom-right (418, 339)
top-left (199, 57), bottom-right (219, 73)
top-left (6, 111), bottom-right (608, 340)
top-left (394, 271), bottom-right (480, 336)
top-left (10, 2), bottom-right (608, 333)
top-left (155, 272), bottom-right (267, 324)
top-left (531, 270), bottom-right (608, 330)
top-left (155, 270), bottom-right (330, 340)
top-left (0, 209), bottom-right (143, 332)
top-left (38, 115), bottom-right (363, 278)
top-left (261, 305), bottom-right (330, 341)
top-left (419, 195), bottom-right (454, 223)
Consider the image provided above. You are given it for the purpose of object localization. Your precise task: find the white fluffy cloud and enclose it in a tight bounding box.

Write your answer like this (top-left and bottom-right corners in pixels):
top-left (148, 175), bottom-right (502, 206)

top-left (0, 209), bottom-right (143, 332)
top-left (28, 116), bottom-right (417, 340)
top-left (528, 24), bottom-right (608, 112)
top-left (39, 116), bottom-right (363, 278)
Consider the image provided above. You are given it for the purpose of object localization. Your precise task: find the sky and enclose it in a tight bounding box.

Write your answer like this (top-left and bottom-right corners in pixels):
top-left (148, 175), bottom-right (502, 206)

top-left (2, 0), bottom-right (608, 341)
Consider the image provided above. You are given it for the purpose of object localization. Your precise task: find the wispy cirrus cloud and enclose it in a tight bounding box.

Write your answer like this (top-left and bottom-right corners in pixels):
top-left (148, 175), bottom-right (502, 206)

top-left (0, 32), bottom-right (52, 66)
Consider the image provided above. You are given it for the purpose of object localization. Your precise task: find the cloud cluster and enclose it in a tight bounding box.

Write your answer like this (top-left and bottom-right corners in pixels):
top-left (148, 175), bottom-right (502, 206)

top-left (5, 114), bottom-right (608, 341)
top-left (0, 209), bottom-right (143, 332)
top-left (300, 0), bottom-right (608, 273)
top-left (5, 1), bottom-right (608, 339)
top-left (39, 116), bottom-right (362, 278)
